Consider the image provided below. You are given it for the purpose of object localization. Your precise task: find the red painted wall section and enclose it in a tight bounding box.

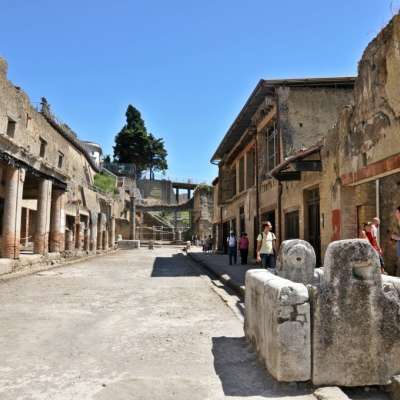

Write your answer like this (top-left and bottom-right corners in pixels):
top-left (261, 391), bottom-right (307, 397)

top-left (331, 209), bottom-right (341, 241)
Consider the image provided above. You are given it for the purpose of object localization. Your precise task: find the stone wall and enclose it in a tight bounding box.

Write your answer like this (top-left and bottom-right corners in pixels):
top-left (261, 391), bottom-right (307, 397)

top-left (0, 57), bottom-right (130, 262)
top-left (278, 86), bottom-right (354, 158)
top-left (192, 186), bottom-right (214, 240)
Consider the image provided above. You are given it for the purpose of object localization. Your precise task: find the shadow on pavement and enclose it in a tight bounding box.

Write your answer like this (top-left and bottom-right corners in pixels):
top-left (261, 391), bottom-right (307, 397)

top-left (212, 336), bottom-right (312, 398)
top-left (151, 253), bottom-right (201, 277)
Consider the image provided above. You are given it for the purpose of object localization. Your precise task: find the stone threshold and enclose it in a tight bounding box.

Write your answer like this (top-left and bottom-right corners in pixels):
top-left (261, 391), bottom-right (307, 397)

top-left (0, 249), bottom-right (118, 282)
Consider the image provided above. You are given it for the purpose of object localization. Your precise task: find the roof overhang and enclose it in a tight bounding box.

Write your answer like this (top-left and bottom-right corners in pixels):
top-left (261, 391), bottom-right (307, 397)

top-left (270, 144), bottom-right (323, 181)
top-left (211, 76), bottom-right (355, 164)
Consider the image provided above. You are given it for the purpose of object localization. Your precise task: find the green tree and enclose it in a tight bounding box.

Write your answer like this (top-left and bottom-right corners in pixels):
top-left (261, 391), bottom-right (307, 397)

top-left (147, 133), bottom-right (168, 180)
top-left (113, 105), bottom-right (149, 176)
top-left (113, 105), bottom-right (168, 179)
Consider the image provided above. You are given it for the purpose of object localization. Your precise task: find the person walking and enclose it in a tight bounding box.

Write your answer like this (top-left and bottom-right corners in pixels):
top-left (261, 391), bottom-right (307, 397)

top-left (391, 206), bottom-right (400, 276)
top-left (239, 232), bottom-right (249, 265)
top-left (256, 221), bottom-right (276, 269)
top-left (227, 231), bottom-right (237, 265)
top-left (206, 235), bottom-right (213, 253)
top-left (362, 222), bottom-right (385, 273)
top-left (372, 217), bottom-right (380, 243)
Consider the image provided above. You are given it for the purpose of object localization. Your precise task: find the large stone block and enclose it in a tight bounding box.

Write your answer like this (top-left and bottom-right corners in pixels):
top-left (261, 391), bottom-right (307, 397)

top-left (245, 269), bottom-right (311, 382)
top-left (276, 239), bottom-right (316, 284)
top-left (244, 269), bottom-right (276, 356)
top-left (312, 239), bottom-right (400, 386)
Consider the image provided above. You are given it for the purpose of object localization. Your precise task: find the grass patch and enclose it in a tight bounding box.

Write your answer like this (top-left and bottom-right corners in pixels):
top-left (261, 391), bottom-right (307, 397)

top-left (94, 172), bottom-right (116, 193)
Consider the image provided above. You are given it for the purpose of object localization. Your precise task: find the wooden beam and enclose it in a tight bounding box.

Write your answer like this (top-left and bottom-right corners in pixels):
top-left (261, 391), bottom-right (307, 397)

top-left (292, 160), bottom-right (322, 172)
top-left (276, 171), bottom-right (301, 181)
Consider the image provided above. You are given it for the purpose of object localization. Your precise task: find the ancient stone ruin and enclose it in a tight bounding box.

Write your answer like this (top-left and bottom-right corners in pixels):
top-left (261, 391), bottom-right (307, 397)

top-left (245, 238), bottom-right (400, 386)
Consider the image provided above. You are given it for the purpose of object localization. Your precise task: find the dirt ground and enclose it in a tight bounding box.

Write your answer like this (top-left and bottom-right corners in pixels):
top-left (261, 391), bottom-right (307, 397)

top-left (0, 247), bottom-right (389, 399)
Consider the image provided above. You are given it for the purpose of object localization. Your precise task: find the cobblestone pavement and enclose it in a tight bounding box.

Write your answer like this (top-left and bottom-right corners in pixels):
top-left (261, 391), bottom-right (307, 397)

top-left (0, 248), bottom-right (388, 400)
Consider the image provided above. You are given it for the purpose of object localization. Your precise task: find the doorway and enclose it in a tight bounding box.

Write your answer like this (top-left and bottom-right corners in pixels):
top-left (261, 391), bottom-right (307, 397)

top-left (305, 188), bottom-right (321, 266)
top-left (285, 210), bottom-right (300, 239)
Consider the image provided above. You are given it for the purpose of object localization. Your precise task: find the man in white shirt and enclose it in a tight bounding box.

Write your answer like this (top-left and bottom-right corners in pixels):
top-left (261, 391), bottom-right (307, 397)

top-left (227, 231), bottom-right (237, 265)
top-left (371, 217), bottom-right (380, 244)
top-left (256, 221), bottom-right (277, 269)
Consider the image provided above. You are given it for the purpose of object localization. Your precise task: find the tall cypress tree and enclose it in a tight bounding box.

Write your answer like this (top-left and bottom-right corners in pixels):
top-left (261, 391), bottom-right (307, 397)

top-left (113, 105), bottom-right (168, 179)
top-left (113, 105), bottom-right (149, 175)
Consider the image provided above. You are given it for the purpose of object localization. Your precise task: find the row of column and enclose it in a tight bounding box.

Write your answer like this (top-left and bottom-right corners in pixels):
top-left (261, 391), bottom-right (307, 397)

top-left (1, 165), bottom-right (116, 259)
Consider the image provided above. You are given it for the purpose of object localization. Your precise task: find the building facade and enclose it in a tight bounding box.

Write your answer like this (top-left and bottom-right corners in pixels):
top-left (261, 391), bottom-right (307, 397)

top-left (0, 57), bottom-right (134, 270)
top-left (212, 78), bottom-right (355, 260)
top-left (212, 14), bottom-right (400, 272)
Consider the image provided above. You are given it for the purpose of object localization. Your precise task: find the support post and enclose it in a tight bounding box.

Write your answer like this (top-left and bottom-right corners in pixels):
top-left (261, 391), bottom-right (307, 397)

top-left (2, 166), bottom-right (25, 259)
top-left (34, 178), bottom-right (52, 255)
top-left (90, 213), bottom-right (98, 252)
top-left (21, 207), bottom-right (30, 248)
top-left (129, 196), bottom-right (136, 240)
top-left (110, 216), bottom-right (116, 248)
top-left (49, 189), bottom-right (66, 252)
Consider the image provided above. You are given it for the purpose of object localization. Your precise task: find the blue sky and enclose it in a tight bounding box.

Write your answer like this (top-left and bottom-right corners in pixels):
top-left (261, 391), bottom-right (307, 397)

top-left (0, 1), bottom-right (398, 183)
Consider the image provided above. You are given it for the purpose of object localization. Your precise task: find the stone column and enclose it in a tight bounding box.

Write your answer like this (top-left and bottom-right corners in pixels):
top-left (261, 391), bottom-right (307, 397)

top-left (21, 207), bottom-right (30, 248)
top-left (74, 213), bottom-right (82, 251)
top-left (84, 227), bottom-right (89, 251)
top-left (65, 229), bottom-right (74, 251)
top-left (176, 189), bottom-right (179, 204)
top-left (34, 178), bottom-right (52, 255)
top-left (49, 189), bottom-right (66, 253)
top-left (129, 196), bottom-right (136, 240)
top-left (110, 217), bottom-right (116, 248)
top-left (90, 213), bottom-right (98, 252)
top-left (97, 214), bottom-right (102, 250)
top-left (104, 230), bottom-right (109, 250)
top-left (2, 166), bottom-right (25, 259)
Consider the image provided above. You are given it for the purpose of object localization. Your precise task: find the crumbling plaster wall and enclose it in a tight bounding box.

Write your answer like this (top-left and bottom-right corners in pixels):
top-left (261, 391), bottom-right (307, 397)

top-left (277, 86), bottom-right (354, 158)
top-left (339, 14), bottom-right (400, 176)
top-left (0, 59), bottom-right (96, 191)
top-left (192, 186), bottom-right (214, 239)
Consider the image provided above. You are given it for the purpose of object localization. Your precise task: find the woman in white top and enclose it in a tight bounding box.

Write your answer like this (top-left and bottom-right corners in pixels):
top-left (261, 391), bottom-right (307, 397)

top-left (256, 221), bottom-right (277, 268)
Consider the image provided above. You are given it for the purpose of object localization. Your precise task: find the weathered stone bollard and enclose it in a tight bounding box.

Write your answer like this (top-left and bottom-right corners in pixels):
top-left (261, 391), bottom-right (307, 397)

top-left (245, 269), bottom-right (311, 382)
top-left (312, 239), bottom-right (400, 386)
top-left (276, 239), bottom-right (316, 284)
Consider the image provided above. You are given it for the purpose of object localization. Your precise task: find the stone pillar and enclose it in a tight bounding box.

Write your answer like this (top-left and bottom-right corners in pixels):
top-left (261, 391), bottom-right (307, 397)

top-left (66, 229), bottom-right (74, 251)
top-left (34, 178), bottom-right (52, 255)
top-left (104, 230), bottom-right (109, 250)
top-left (74, 214), bottom-right (82, 251)
top-left (84, 227), bottom-right (89, 251)
top-left (110, 217), bottom-right (116, 248)
top-left (176, 188), bottom-right (179, 204)
top-left (97, 214), bottom-right (102, 250)
top-left (21, 207), bottom-right (30, 248)
top-left (90, 213), bottom-right (98, 252)
top-left (129, 196), bottom-right (136, 240)
top-left (187, 189), bottom-right (191, 199)
top-left (2, 166), bottom-right (25, 259)
top-left (49, 189), bottom-right (66, 253)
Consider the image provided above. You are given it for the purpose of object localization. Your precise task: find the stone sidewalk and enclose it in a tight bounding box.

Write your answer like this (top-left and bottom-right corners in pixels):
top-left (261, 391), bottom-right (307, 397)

top-left (188, 250), bottom-right (260, 297)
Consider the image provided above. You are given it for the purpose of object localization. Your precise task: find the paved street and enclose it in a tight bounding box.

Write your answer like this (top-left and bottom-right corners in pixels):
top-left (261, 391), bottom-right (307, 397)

top-left (0, 247), bottom-right (316, 400)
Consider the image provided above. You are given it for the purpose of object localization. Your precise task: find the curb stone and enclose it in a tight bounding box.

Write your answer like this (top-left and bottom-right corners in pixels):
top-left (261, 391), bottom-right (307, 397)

top-left (187, 252), bottom-right (245, 298)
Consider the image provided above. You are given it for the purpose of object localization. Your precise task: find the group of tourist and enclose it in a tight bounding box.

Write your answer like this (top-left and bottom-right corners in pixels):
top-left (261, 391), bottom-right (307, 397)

top-left (224, 205), bottom-right (400, 275)
top-left (226, 221), bottom-right (277, 268)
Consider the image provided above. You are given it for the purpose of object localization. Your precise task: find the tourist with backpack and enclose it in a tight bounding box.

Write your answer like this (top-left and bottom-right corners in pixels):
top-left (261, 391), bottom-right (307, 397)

top-left (239, 232), bottom-right (249, 265)
top-left (227, 231), bottom-right (237, 265)
top-left (256, 221), bottom-right (276, 269)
